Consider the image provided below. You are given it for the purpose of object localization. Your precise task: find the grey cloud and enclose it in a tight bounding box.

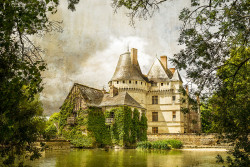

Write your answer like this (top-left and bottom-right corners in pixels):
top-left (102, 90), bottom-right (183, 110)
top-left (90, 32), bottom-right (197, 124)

top-left (36, 0), bottom-right (190, 115)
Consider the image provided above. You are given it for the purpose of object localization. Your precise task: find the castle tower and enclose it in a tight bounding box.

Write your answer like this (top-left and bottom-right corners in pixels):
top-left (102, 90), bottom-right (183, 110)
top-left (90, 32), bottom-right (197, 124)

top-left (109, 48), bottom-right (148, 107)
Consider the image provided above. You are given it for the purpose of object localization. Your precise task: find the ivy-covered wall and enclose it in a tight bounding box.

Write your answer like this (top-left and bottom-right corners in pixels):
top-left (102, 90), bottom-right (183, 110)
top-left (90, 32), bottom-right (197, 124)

top-left (58, 99), bottom-right (147, 148)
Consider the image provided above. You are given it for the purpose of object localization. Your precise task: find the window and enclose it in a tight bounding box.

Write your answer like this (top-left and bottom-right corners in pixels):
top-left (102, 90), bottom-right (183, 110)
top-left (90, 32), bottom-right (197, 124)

top-left (117, 81), bottom-right (119, 84)
top-left (110, 112), bottom-right (114, 118)
top-left (172, 111), bottom-right (176, 121)
top-left (152, 96), bottom-right (158, 104)
top-left (135, 81), bottom-right (137, 84)
top-left (152, 112), bottom-right (158, 122)
top-left (167, 82), bottom-right (169, 85)
top-left (123, 80), bottom-right (125, 84)
top-left (129, 80), bottom-right (131, 84)
top-left (141, 82), bottom-right (143, 85)
top-left (172, 96), bottom-right (176, 101)
top-left (152, 82), bottom-right (157, 86)
top-left (152, 127), bottom-right (158, 134)
top-left (161, 83), bottom-right (163, 86)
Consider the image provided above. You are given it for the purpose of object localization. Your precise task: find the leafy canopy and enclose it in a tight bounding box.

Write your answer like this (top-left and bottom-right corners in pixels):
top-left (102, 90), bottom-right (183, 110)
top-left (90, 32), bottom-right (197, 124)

top-left (0, 0), bottom-right (79, 166)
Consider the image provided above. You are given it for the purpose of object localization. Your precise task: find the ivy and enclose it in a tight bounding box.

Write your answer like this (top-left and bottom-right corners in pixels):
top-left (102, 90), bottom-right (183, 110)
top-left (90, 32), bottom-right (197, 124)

top-left (58, 100), bottom-right (148, 148)
top-left (139, 112), bottom-right (148, 141)
top-left (87, 107), bottom-right (111, 147)
top-left (131, 108), bottom-right (140, 144)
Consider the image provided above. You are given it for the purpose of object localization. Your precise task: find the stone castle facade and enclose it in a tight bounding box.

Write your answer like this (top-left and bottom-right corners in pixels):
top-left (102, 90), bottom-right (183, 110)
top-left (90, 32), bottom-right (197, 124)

top-left (63, 48), bottom-right (201, 134)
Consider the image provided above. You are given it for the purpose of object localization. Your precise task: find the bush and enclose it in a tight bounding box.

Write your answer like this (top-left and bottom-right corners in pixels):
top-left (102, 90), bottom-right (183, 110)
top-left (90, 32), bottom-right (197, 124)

top-left (137, 140), bottom-right (183, 150)
top-left (137, 141), bottom-right (152, 149)
top-left (43, 124), bottom-right (57, 140)
top-left (151, 140), bottom-right (171, 150)
top-left (165, 139), bottom-right (183, 149)
top-left (71, 135), bottom-right (95, 148)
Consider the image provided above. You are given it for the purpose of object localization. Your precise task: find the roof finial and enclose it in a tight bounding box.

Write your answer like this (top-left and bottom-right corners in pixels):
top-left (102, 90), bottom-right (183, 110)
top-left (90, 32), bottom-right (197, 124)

top-left (127, 43), bottom-right (129, 52)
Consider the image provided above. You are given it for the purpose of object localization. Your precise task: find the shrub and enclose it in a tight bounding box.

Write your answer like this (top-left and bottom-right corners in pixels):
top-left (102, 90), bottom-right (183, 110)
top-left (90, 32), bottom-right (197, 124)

top-left (43, 124), bottom-right (57, 140)
top-left (71, 135), bottom-right (95, 148)
top-left (136, 140), bottom-right (183, 150)
top-left (151, 140), bottom-right (171, 150)
top-left (137, 141), bottom-right (152, 149)
top-left (165, 139), bottom-right (183, 149)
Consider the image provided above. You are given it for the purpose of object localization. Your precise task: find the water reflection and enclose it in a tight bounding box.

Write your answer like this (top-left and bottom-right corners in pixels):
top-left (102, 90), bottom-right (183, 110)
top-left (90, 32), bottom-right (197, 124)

top-left (27, 149), bottom-right (228, 167)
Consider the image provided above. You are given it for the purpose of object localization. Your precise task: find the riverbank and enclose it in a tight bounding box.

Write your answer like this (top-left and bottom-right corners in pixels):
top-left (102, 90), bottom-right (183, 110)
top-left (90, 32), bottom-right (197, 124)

top-left (35, 139), bottom-right (231, 150)
top-left (148, 133), bottom-right (232, 149)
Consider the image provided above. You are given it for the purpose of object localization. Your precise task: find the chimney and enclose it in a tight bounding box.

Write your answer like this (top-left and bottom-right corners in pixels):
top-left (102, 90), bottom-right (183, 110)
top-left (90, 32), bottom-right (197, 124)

top-left (160, 56), bottom-right (168, 69)
top-left (131, 48), bottom-right (138, 65)
top-left (109, 85), bottom-right (118, 97)
top-left (169, 68), bottom-right (175, 74)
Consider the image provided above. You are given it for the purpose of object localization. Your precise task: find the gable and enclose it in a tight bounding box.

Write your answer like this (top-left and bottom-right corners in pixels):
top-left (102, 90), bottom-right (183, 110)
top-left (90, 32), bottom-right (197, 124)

top-left (147, 59), bottom-right (171, 82)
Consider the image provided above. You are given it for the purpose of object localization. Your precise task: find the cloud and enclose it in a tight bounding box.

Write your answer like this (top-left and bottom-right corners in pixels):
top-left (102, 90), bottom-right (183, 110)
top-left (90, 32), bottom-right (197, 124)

top-left (35, 0), bottom-right (190, 115)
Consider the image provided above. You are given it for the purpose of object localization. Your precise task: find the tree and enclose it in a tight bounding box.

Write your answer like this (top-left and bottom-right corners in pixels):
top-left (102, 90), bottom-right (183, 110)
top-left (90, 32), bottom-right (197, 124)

top-left (0, 0), bottom-right (79, 166)
top-left (208, 49), bottom-right (249, 166)
top-left (112, 0), bottom-right (249, 165)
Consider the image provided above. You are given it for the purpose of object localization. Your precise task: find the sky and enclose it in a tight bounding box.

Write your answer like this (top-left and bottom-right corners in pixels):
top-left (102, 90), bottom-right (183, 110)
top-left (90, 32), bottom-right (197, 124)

top-left (35, 0), bottom-right (191, 115)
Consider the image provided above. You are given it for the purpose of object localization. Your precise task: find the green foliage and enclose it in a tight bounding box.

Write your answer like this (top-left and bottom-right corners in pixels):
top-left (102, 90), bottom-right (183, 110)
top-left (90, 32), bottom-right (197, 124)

top-left (58, 103), bottom-right (148, 148)
top-left (105, 107), bottom-right (147, 146)
top-left (131, 108), bottom-right (140, 143)
top-left (137, 140), bottom-right (182, 150)
top-left (139, 112), bottom-right (148, 141)
top-left (42, 112), bottom-right (60, 140)
top-left (70, 135), bottom-right (94, 148)
top-left (106, 107), bottom-right (129, 146)
top-left (151, 141), bottom-right (171, 150)
top-left (165, 139), bottom-right (183, 149)
top-left (200, 102), bottom-right (214, 133)
top-left (136, 141), bottom-right (152, 149)
top-left (87, 107), bottom-right (111, 146)
top-left (208, 49), bottom-right (250, 166)
top-left (0, 0), bottom-right (79, 165)
top-left (43, 124), bottom-right (57, 140)
top-left (58, 98), bottom-right (75, 133)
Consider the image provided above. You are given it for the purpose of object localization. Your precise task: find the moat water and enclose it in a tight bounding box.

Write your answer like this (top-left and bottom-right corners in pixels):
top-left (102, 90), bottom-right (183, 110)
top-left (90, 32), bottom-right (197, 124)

top-left (26, 149), bottom-right (228, 167)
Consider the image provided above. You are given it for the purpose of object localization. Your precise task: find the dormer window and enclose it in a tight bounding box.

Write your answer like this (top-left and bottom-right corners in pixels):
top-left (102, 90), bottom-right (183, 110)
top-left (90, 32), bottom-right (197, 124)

top-left (129, 80), bottom-right (131, 84)
top-left (161, 83), bottom-right (163, 86)
top-left (135, 81), bottom-right (137, 84)
top-left (141, 82), bottom-right (143, 85)
top-left (117, 81), bottom-right (119, 84)
top-left (123, 80), bottom-right (125, 84)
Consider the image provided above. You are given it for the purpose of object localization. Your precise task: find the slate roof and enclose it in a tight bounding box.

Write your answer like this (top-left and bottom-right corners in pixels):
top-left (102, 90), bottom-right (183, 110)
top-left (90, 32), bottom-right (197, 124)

top-left (74, 83), bottom-right (104, 107)
top-left (99, 92), bottom-right (145, 109)
top-left (111, 52), bottom-right (146, 81)
top-left (171, 70), bottom-right (183, 82)
top-left (147, 58), bottom-right (173, 82)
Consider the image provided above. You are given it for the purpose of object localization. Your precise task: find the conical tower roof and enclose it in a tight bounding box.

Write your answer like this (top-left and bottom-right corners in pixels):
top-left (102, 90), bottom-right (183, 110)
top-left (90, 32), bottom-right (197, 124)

top-left (147, 58), bottom-right (173, 82)
top-left (111, 52), bottom-right (146, 81)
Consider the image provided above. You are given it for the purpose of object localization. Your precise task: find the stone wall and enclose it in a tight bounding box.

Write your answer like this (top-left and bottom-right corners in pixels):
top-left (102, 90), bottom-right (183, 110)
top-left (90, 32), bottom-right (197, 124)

top-left (148, 133), bottom-right (231, 148)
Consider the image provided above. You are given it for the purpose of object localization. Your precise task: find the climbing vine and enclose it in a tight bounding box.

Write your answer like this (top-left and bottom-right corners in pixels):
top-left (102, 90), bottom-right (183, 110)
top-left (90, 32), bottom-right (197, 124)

top-left (131, 108), bottom-right (140, 144)
top-left (105, 107), bottom-right (147, 146)
top-left (87, 107), bottom-right (111, 147)
top-left (139, 112), bottom-right (148, 141)
top-left (58, 98), bottom-right (148, 148)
